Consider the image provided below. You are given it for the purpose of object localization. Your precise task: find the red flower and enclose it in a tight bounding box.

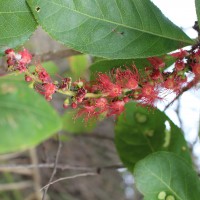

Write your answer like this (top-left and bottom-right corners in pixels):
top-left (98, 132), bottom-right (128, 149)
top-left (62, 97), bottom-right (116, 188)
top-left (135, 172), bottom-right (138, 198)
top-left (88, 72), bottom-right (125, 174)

top-left (171, 49), bottom-right (188, 59)
top-left (192, 63), bottom-right (200, 77)
top-left (175, 60), bottom-right (185, 71)
top-left (147, 57), bottom-right (165, 69)
top-left (115, 66), bottom-right (139, 90)
top-left (95, 97), bottom-right (108, 114)
top-left (94, 73), bottom-right (122, 97)
top-left (36, 65), bottom-right (51, 83)
top-left (107, 100), bottom-right (125, 116)
top-left (18, 49), bottom-right (32, 64)
top-left (43, 83), bottom-right (56, 101)
top-left (76, 88), bottom-right (87, 103)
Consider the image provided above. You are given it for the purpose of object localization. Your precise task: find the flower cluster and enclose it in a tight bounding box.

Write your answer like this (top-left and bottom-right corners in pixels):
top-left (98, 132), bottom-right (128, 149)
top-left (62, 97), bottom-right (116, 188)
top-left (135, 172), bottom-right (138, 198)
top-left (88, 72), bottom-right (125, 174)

top-left (4, 46), bottom-right (200, 122)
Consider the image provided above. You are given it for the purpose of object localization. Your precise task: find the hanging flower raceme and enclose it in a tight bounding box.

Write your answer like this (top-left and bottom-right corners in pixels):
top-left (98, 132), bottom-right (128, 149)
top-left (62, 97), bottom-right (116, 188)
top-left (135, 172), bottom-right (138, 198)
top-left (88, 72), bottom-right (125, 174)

top-left (4, 47), bottom-right (200, 122)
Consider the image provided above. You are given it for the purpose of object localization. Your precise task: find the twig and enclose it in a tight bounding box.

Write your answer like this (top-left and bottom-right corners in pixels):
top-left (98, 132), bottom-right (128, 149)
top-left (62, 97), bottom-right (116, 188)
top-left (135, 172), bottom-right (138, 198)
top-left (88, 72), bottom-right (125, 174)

top-left (42, 134), bottom-right (63, 200)
top-left (0, 181), bottom-right (33, 191)
top-left (0, 167), bottom-right (32, 175)
top-left (0, 151), bottom-right (25, 161)
top-left (74, 133), bottom-right (114, 141)
top-left (0, 163), bottom-right (124, 171)
top-left (33, 49), bottom-right (81, 63)
top-left (40, 172), bottom-right (98, 191)
top-left (164, 81), bottom-right (195, 111)
top-left (29, 149), bottom-right (42, 200)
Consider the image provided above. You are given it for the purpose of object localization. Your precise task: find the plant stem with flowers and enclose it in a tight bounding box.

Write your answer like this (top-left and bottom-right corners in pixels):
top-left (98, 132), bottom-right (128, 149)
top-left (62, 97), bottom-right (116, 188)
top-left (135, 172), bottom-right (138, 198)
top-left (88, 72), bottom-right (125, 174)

top-left (4, 45), bottom-right (200, 122)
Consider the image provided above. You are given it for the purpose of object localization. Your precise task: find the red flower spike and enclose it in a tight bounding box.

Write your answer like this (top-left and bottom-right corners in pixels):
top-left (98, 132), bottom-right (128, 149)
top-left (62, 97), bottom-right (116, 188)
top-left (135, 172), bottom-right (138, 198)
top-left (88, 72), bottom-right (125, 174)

top-left (147, 57), bottom-right (165, 69)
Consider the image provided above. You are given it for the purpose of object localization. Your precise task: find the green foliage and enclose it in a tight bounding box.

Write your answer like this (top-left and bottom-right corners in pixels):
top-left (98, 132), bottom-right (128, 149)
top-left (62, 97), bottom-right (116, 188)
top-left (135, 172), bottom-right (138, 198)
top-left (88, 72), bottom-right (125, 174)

top-left (115, 102), bottom-right (192, 172)
top-left (0, 0), bottom-right (37, 55)
top-left (0, 75), bottom-right (62, 153)
top-left (62, 110), bottom-right (96, 134)
top-left (134, 152), bottom-right (200, 200)
top-left (27, 0), bottom-right (193, 59)
top-left (67, 54), bottom-right (90, 80)
top-left (195, 0), bottom-right (200, 24)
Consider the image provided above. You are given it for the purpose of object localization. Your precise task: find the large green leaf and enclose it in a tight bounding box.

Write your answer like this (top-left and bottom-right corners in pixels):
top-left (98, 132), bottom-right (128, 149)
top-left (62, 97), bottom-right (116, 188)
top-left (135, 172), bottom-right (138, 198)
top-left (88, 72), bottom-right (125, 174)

top-left (0, 75), bottom-right (62, 153)
top-left (134, 152), bottom-right (200, 200)
top-left (27, 0), bottom-right (193, 59)
top-left (115, 102), bottom-right (192, 172)
top-left (0, 0), bottom-right (37, 55)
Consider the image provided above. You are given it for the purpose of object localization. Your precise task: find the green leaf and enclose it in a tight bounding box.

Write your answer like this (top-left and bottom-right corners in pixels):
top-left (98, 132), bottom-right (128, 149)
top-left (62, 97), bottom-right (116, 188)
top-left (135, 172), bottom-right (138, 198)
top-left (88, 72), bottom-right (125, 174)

top-left (0, 75), bottom-right (62, 153)
top-left (27, 0), bottom-right (193, 59)
top-left (67, 54), bottom-right (90, 80)
top-left (134, 152), bottom-right (200, 200)
top-left (62, 110), bottom-right (96, 134)
top-left (0, 0), bottom-right (37, 55)
top-left (115, 102), bottom-right (192, 172)
top-left (195, 0), bottom-right (200, 25)
top-left (90, 55), bottom-right (175, 80)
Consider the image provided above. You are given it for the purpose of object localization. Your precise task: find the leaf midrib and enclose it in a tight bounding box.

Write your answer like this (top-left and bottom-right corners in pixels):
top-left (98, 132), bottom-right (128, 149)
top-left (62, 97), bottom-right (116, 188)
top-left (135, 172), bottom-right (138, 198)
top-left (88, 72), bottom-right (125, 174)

top-left (144, 164), bottom-right (184, 200)
top-left (41, 0), bottom-right (192, 43)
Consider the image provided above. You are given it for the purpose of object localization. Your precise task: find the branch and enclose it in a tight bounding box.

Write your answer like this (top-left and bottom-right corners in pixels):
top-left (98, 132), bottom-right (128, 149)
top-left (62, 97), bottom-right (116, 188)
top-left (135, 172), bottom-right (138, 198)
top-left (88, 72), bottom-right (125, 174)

top-left (33, 49), bottom-right (81, 63)
top-left (0, 181), bottom-right (33, 191)
top-left (73, 133), bottom-right (114, 141)
top-left (42, 134), bottom-right (63, 200)
top-left (0, 163), bottom-right (124, 171)
top-left (164, 80), bottom-right (196, 111)
top-left (40, 172), bottom-right (98, 191)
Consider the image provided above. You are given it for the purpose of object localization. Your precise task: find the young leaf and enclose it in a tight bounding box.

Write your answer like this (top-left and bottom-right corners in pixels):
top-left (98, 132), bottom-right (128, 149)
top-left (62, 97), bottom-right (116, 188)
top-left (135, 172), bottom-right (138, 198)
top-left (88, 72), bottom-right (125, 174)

top-left (134, 152), bottom-right (200, 200)
top-left (115, 102), bottom-right (192, 172)
top-left (0, 0), bottom-right (37, 55)
top-left (0, 75), bottom-right (62, 153)
top-left (27, 0), bottom-right (193, 59)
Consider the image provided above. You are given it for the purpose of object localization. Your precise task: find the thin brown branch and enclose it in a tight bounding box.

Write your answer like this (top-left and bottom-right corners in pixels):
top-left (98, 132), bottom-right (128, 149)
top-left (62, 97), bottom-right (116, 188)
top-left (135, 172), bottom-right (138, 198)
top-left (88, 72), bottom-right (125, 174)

top-left (33, 49), bottom-right (81, 63)
top-left (0, 151), bottom-right (25, 161)
top-left (0, 163), bottom-right (124, 171)
top-left (74, 133), bottom-right (114, 141)
top-left (0, 181), bottom-right (33, 191)
top-left (40, 172), bottom-right (98, 191)
top-left (0, 167), bottom-right (32, 175)
top-left (164, 80), bottom-right (196, 111)
top-left (29, 149), bottom-right (42, 200)
top-left (42, 134), bottom-right (63, 200)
